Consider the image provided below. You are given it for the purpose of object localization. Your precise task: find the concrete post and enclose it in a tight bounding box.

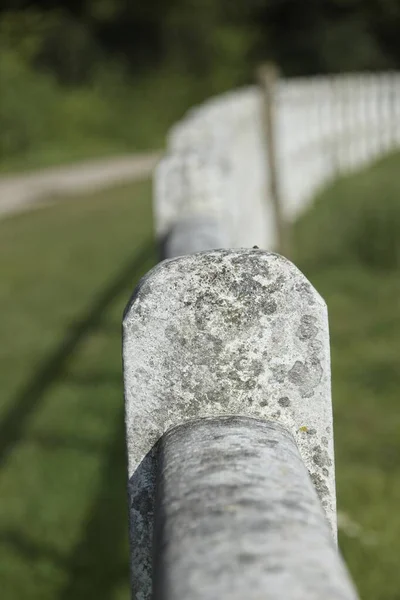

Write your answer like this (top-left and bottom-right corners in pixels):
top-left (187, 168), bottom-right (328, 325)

top-left (123, 249), bottom-right (356, 599)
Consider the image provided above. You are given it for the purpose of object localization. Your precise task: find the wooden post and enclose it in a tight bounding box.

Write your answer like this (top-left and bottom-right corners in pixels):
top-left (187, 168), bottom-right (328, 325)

top-left (257, 63), bottom-right (290, 257)
top-left (330, 75), bottom-right (342, 177)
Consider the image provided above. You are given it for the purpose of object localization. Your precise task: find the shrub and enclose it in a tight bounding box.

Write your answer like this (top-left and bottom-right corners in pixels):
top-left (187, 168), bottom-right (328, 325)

top-left (0, 50), bottom-right (59, 159)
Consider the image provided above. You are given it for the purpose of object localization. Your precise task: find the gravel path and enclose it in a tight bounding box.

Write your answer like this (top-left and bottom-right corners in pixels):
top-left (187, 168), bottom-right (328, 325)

top-left (0, 152), bottom-right (160, 219)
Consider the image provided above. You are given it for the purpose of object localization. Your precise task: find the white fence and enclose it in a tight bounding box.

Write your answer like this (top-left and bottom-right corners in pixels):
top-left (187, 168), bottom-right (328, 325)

top-left (154, 86), bottom-right (272, 251)
top-left (121, 70), bottom-right (400, 599)
top-left (154, 70), bottom-right (400, 253)
top-left (276, 72), bottom-right (400, 223)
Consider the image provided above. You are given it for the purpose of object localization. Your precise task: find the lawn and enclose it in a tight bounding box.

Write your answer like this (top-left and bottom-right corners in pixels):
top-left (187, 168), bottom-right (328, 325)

top-left (0, 180), bottom-right (156, 599)
top-left (0, 153), bottom-right (399, 600)
top-left (293, 151), bottom-right (400, 600)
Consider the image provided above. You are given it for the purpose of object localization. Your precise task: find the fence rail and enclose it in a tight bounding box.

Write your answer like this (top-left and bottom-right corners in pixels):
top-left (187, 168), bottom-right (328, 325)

top-left (153, 416), bottom-right (357, 600)
top-left (121, 68), bottom-right (399, 598)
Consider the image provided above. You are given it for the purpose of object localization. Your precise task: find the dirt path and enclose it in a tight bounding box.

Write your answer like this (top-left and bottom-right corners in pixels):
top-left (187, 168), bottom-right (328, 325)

top-left (0, 152), bottom-right (160, 219)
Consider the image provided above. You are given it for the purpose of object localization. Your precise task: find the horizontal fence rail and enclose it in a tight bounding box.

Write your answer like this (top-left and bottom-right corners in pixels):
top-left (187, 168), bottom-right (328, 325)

top-left (154, 417), bottom-right (356, 600)
top-left (120, 67), bottom-right (394, 598)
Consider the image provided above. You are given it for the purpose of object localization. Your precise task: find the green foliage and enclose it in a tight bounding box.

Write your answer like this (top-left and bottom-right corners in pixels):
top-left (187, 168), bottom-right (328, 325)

top-left (0, 50), bottom-right (59, 159)
top-left (2, 2), bottom-right (400, 169)
top-left (0, 47), bottom-right (202, 171)
top-left (207, 24), bottom-right (256, 91)
top-left (0, 9), bottom-right (101, 84)
top-left (0, 10), bottom-right (113, 167)
top-left (0, 9), bottom-right (50, 63)
top-left (3, 0), bottom-right (400, 81)
top-left (2, 1), bottom-right (400, 171)
top-left (317, 16), bottom-right (388, 72)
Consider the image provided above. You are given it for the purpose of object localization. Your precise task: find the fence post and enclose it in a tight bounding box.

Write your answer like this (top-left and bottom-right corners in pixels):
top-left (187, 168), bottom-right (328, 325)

top-left (257, 63), bottom-right (290, 257)
top-left (389, 71), bottom-right (397, 149)
top-left (330, 75), bottom-right (342, 176)
top-left (123, 248), bottom-right (359, 599)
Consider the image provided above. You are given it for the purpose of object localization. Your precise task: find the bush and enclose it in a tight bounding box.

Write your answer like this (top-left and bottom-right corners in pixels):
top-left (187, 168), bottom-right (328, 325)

top-left (0, 8), bottom-right (242, 171)
top-left (0, 50), bottom-right (59, 159)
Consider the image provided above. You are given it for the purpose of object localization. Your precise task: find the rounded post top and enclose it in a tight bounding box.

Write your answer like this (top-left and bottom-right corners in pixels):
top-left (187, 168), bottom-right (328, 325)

top-left (123, 249), bottom-right (335, 533)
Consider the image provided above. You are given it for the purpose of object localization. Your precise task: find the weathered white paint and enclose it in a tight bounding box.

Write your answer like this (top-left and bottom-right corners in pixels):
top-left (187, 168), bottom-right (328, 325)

top-left (154, 87), bottom-right (273, 250)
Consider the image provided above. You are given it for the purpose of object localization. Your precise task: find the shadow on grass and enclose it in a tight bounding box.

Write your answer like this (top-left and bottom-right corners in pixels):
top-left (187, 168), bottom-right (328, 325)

top-left (0, 239), bottom-right (156, 468)
top-left (58, 416), bottom-right (130, 600)
top-left (0, 418), bottom-right (130, 599)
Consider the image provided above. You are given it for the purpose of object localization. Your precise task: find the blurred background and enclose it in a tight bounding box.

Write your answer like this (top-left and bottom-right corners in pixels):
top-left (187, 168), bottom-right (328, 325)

top-left (0, 1), bottom-right (400, 599)
top-left (2, 0), bottom-right (400, 169)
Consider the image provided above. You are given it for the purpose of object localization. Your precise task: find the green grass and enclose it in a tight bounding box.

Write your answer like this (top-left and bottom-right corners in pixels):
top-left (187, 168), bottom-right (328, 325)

top-left (0, 151), bottom-right (399, 599)
top-left (293, 151), bottom-right (400, 600)
top-left (0, 180), bottom-right (156, 599)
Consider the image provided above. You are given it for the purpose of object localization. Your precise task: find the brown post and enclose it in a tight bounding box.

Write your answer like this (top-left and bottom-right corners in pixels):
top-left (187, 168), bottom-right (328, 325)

top-left (389, 71), bottom-right (397, 150)
top-left (330, 74), bottom-right (342, 177)
top-left (257, 63), bottom-right (290, 257)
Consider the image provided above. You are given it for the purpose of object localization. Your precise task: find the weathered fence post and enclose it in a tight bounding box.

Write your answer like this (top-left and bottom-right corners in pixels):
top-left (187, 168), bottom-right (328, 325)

top-left (258, 63), bottom-right (290, 257)
top-left (153, 417), bottom-right (355, 600)
top-left (123, 248), bottom-right (359, 600)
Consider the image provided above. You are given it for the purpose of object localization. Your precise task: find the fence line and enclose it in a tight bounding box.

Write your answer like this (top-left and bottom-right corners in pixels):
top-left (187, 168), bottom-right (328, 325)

top-left (154, 69), bottom-right (400, 254)
top-left (123, 249), bottom-right (358, 599)
top-left (122, 69), bottom-right (399, 598)
top-left (275, 72), bottom-right (400, 224)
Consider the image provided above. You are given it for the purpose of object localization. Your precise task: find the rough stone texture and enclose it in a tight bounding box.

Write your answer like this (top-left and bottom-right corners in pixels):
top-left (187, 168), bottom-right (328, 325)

top-left (154, 417), bottom-right (358, 600)
top-left (123, 248), bottom-right (336, 599)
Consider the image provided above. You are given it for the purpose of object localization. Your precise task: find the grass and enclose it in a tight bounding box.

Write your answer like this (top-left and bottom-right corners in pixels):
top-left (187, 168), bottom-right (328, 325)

top-left (293, 151), bottom-right (400, 600)
top-left (0, 180), bottom-right (156, 599)
top-left (0, 151), bottom-right (399, 599)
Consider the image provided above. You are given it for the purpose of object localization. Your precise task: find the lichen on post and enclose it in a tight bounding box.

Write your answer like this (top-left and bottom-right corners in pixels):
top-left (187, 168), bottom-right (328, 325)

top-left (123, 249), bottom-right (342, 598)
